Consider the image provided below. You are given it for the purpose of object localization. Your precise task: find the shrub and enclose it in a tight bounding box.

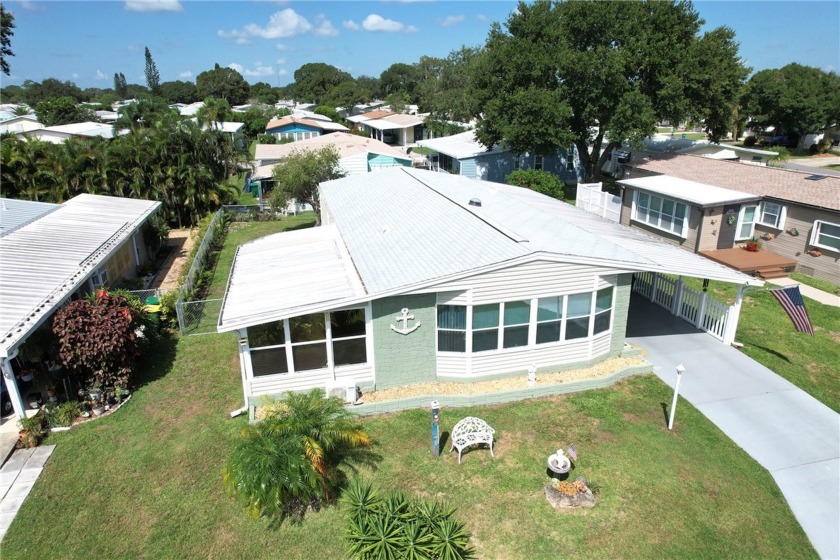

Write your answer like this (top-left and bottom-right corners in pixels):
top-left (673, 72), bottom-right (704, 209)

top-left (817, 137), bottom-right (833, 154)
top-left (505, 169), bottom-right (565, 200)
top-left (743, 136), bottom-right (757, 147)
top-left (45, 400), bottom-right (82, 428)
top-left (767, 146), bottom-right (790, 167)
top-left (343, 480), bottom-right (475, 560)
top-left (222, 389), bottom-right (377, 525)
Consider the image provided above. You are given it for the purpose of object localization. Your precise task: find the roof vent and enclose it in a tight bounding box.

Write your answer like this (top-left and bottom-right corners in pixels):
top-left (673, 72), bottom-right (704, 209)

top-left (468, 198), bottom-right (482, 207)
top-left (805, 174), bottom-right (826, 181)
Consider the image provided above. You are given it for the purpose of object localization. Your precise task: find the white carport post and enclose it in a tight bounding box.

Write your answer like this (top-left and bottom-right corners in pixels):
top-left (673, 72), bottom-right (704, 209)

top-left (1, 356), bottom-right (27, 419)
top-left (723, 283), bottom-right (747, 345)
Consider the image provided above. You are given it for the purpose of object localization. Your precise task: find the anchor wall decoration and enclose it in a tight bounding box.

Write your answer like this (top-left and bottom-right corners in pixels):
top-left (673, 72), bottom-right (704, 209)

top-left (390, 307), bottom-right (421, 335)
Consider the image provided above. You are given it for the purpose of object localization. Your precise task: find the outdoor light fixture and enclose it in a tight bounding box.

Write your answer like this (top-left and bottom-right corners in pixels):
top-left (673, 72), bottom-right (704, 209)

top-left (668, 363), bottom-right (686, 430)
top-left (431, 400), bottom-right (441, 457)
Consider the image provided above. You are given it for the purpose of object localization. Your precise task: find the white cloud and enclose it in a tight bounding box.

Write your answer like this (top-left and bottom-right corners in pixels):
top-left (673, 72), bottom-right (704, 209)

top-left (275, 43), bottom-right (291, 51)
top-left (72, 73), bottom-right (80, 79)
top-left (124, 0), bottom-right (183, 13)
top-left (405, 25), bottom-right (419, 33)
top-left (314, 15), bottom-right (339, 37)
top-left (476, 14), bottom-right (488, 22)
top-left (219, 9), bottom-right (312, 42)
top-left (228, 62), bottom-right (274, 78)
top-left (440, 15), bottom-right (464, 27)
top-left (95, 70), bottom-right (106, 80)
top-left (362, 13), bottom-right (410, 32)
top-left (178, 70), bottom-right (193, 79)
top-left (343, 20), bottom-right (360, 31)
top-left (276, 58), bottom-right (286, 65)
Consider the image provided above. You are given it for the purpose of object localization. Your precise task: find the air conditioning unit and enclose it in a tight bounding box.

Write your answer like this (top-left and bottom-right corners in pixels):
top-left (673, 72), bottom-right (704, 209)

top-left (325, 382), bottom-right (358, 404)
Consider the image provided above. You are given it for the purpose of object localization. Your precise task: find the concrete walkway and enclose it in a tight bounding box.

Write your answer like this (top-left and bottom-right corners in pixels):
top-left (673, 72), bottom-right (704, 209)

top-left (0, 445), bottom-right (55, 541)
top-left (767, 277), bottom-right (840, 307)
top-left (627, 296), bottom-right (840, 560)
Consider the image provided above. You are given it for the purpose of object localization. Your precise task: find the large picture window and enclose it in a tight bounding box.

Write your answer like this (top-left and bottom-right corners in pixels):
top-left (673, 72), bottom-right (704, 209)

top-left (437, 286), bottom-right (614, 354)
top-left (634, 192), bottom-right (687, 236)
top-left (757, 202), bottom-right (786, 229)
top-left (247, 308), bottom-right (368, 377)
top-left (812, 220), bottom-right (840, 252)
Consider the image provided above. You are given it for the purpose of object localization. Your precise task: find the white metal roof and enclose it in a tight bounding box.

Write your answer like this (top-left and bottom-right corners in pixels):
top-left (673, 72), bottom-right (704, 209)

top-left (255, 133), bottom-right (411, 163)
top-left (218, 224), bottom-right (366, 331)
top-left (0, 199), bottom-right (59, 237)
top-left (0, 194), bottom-right (160, 357)
top-left (44, 121), bottom-right (116, 139)
top-left (619, 174), bottom-right (760, 207)
top-left (415, 130), bottom-right (503, 160)
top-left (219, 168), bottom-right (760, 331)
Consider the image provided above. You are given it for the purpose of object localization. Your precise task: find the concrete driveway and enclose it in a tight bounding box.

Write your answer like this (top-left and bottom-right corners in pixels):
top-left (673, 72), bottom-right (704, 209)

top-left (627, 295), bottom-right (840, 559)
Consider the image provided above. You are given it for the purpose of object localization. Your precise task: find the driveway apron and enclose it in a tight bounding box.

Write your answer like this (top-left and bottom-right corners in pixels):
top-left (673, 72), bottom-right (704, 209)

top-left (627, 295), bottom-right (840, 560)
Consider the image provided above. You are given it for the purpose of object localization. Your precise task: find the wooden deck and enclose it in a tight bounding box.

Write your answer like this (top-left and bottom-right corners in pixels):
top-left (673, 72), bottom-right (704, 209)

top-left (699, 248), bottom-right (796, 279)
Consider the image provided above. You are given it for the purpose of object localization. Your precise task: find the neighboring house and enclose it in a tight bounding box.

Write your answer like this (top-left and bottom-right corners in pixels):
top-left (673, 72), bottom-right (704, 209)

top-left (19, 121), bottom-right (117, 144)
top-left (0, 194), bottom-right (161, 419)
top-left (618, 154), bottom-right (840, 283)
top-left (217, 167), bottom-right (758, 410)
top-left (95, 110), bottom-right (119, 123)
top-left (203, 121), bottom-right (245, 148)
top-left (264, 116), bottom-right (349, 142)
top-left (0, 115), bottom-right (43, 135)
top-left (638, 135), bottom-right (778, 166)
top-left (416, 130), bottom-right (581, 185)
top-left (178, 102), bottom-right (205, 117)
top-left (250, 132), bottom-right (413, 212)
top-left (359, 113), bottom-right (427, 146)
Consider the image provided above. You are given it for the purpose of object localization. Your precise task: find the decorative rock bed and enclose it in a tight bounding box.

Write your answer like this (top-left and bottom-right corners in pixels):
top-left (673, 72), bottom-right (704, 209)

top-left (544, 477), bottom-right (596, 509)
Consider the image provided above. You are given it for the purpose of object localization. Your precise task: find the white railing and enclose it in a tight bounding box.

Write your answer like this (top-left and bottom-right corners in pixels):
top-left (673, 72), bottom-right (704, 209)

top-left (576, 182), bottom-right (621, 222)
top-left (633, 272), bottom-right (731, 342)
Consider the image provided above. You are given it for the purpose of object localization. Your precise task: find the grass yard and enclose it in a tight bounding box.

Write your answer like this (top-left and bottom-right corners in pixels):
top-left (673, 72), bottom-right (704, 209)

top-left (0, 222), bottom-right (821, 559)
top-left (681, 277), bottom-right (840, 413)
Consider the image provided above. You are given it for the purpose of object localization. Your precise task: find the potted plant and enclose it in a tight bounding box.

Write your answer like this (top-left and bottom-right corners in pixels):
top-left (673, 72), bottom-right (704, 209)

top-left (88, 381), bottom-right (103, 405)
top-left (114, 386), bottom-right (130, 404)
top-left (745, 237), bottom-right (761, 252)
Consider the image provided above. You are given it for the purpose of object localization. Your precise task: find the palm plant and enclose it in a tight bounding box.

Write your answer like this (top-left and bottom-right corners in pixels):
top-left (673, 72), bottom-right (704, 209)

top-left (222, 389), bottom-right (378, 525)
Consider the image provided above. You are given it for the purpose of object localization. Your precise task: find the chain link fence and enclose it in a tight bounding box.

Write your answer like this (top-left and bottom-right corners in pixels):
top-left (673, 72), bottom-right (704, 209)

top-left (176, 298), bottom-right (225, 336)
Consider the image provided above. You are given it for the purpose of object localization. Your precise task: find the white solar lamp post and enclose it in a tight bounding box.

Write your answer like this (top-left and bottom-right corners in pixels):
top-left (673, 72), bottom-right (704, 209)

top-left (431, 400), bottom-right (441, 457)
top-left (668, 363), bottom-right (686, 430)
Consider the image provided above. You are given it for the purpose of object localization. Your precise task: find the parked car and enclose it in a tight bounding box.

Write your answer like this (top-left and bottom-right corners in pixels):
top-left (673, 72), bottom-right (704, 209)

top-left (1, 380), bottom-right (12, 416)
top-left (765, 133), bottom-right (800, 148)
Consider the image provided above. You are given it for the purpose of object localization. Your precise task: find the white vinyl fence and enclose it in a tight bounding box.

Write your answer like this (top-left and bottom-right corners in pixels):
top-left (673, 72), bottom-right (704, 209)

top-left (633, 271), bottom-right (731, 342)
top-left (575, 182), bottom-right (621, 222)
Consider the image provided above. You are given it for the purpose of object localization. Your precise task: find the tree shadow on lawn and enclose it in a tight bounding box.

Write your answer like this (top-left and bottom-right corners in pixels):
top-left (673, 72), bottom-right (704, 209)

top-left (132, 330), bottom-right (178, 390)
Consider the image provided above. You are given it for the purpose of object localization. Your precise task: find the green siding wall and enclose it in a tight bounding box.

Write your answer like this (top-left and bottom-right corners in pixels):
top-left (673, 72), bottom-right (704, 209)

top-left (610, 273), bottom-right (633, 355)
top-left (372, 294), bottom-right (437, 389)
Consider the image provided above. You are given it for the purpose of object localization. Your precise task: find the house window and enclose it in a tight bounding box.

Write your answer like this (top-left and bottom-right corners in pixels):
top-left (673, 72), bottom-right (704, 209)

top-left (566, 145), bottom-right (575, 172)
top-left (437, 305), bottom-right (466, 352)
top-left (513, 155), bottom-right (522, 170)
top-left (758, 202), bottom-right (786, 229)
top-left (812, 220), bottom-right (840, 252)
top-left (736, 205), bottom-right (758, 240)
top-left (633, 191), bottom-right (688, 237)
top-left (439, 287), bottom-right (614, 354)
top-left (91, 268), bottom-right (108, 289)
top-left (247, 308), bottom-right (367, 377)
top-left (534, 155), bottom-right (544, 171)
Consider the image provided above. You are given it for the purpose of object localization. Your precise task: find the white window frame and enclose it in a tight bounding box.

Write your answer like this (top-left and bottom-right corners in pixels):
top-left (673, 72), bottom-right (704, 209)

top-left (735, 204), bottom-right (758, 240)
top-left (632, 190), bottom-right (689, 238)
top-left (757, 201), bottom-right (786, 230)
top-left (811, 220), bottom-right (840, 252)
top-left (90, 268), bottom-right (108, 289)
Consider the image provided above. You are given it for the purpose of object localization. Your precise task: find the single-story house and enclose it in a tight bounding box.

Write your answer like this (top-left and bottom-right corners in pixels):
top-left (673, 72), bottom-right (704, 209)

top-left (639, 135), bottom-right (778, 166)
top-left (0, 194), bottom-right (161, 419)
top-left (0, 115), bottom-right (43, 135)
top-left (264, 116), bottom-right (349, 142)
top-left (618, 154), bottom-right (840, 283)
top-left (359, 113), bottom-right (427, 146)
top-left (18, 121), bottom-right (117, 144)
top-left (217, 167), bottom-right (759, 410)
top-left (416, 130), bottom-right (581, 185)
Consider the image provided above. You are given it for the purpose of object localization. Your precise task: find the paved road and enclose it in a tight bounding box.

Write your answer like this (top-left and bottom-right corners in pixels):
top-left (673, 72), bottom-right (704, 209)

top-left (627, 296), bottom-right (840, 560)
top-left (784, 156), bottom-right (840, 177)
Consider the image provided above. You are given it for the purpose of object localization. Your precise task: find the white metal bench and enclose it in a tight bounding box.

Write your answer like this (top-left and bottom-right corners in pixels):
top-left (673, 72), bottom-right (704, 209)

top-left (450, 417), bottom-right (495, 464)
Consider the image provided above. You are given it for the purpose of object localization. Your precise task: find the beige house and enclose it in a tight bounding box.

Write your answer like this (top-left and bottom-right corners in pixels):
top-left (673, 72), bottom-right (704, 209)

top-left (618, 155), bottom-right (840, 283)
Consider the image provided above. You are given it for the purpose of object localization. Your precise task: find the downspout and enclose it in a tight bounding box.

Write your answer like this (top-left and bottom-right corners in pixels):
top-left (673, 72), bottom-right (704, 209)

top-left (1, 353), bottom-right (28, 420)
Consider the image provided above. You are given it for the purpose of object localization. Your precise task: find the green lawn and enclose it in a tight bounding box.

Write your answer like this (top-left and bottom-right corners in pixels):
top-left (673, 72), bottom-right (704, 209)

top-left (789, 272), bottom-right (840, 296)
top-left (822, 164), bottom-right (840, 171)
top-left (682, 277), bottom-right (840, 413)
top-left (0, 222), bottom-right (821, 558)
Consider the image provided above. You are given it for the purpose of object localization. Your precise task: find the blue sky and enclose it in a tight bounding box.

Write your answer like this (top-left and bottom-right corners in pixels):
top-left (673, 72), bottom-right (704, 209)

top-left (2, 1), bottom-right (838, 89)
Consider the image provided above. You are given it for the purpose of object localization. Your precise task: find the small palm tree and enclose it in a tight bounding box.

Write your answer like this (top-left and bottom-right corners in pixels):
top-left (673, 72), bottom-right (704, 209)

top-left (223, 389), bottom-right (378, 525)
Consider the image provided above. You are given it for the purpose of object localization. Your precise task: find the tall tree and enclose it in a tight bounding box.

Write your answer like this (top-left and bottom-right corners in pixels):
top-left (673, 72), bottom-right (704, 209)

top-left (270, 146), bottom-right (345, 226)
top-left (196, 63), bottom-right (249, 105)
top-left (475, 0), bottom-right (748, 181)
top-left (744, 64), bottom-right (840, 142)
top-left (321, 81), bottom-right (369, 110)
top-left (159, 80), bottom-right (198, 104)
top-left (290, 63), bottom-right (352, 104)
top-left (144, 47), bottom-right (161, 96)
top-left (114, 72), bottom-right (128, 100)
top-left (196, 96), bottom-right (231, 128)
top-left (35, 96), bottom-right (96, 126)
top-left (0, 3), bottom-right (14, 76)
top-left (379, 62), bottom-right (421, 101)
top-left (23, 78), bottom-right (87, 105)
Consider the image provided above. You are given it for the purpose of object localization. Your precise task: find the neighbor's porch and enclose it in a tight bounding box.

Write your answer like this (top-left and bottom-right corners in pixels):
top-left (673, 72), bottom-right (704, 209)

top-left (699, 248), bottom-right (796, 280)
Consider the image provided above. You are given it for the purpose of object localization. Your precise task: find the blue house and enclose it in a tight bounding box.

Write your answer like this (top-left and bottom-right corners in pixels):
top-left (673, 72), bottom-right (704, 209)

top-left (265, 116), bottom-right (349, 142)
top-left (416, 130), bottom-right (581, 185)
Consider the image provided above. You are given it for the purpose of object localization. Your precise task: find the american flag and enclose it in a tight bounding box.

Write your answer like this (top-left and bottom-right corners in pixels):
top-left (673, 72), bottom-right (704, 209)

top-left (769, 286), bottom-right (814, 336)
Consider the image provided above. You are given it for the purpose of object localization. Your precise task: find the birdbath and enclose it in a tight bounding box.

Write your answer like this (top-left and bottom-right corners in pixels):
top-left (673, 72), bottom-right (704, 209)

top-left (547, 449), bottom-right (571, 475)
